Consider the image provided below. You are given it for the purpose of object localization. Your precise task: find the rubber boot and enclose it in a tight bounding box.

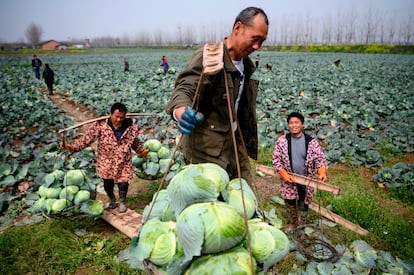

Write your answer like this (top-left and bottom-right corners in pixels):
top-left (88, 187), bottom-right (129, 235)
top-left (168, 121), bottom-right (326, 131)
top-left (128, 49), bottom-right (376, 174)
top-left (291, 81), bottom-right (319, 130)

top-left (118, 182), bottom-right (129, 213)
top-left (298, 210), bottom-right (308, 227)
top-left (103, 179), bottom-right (116, 209)
top-left (285, 204), bottom-right (298, 233)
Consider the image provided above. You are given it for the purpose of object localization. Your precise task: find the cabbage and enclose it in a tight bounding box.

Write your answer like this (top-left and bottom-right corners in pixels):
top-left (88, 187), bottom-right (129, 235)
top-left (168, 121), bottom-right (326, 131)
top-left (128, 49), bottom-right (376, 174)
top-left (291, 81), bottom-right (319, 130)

top-left (148, 151), bottom-right (159, 163)
top-left (176, 201), bottom-right (246, 263)
top-left (184, 246), bottom-right (256, 275)
top-left (158, 159), bottom-right (171, 174)
top-left (44, 169), bottom-right (65, 186)
top-left (145, 162), bottom-right (159, 176)
top-left (59, 185), bottom-right (79, 201)
top-left (142, 189), bottom-right (176, 222)
top-left (44, 187), bottom-right (62, 199)
top-left (130, 219), bottom-right (177, 266)
top-left (38, 185), bottom-right (48, 198)
top-left (157, 146), bottom-right (171, 159)
top-left (351, 240), bottom-right (378, 268)
top-left (52, 198), bottom-right (71, 213)
top-left (144, 139), bottom-right (162, 152)
top-left (221, 178), bottom-right (257, 219)
top-left (73, 190), bottom-right (91, 205)
top-left (45, 198), bottom-right (57, 214)
top-left (31, 197), bottom-right (46, 213)
top-left (167, 163), bottom-right (229, 216)
top-left (132, 155), bottom-right (144, 168)
top-left (63, 169), bottom-right (85, 186)
top-left (246, 218), bottom-right (290, 271)
top-left (80, 199), bottom-right (104, 217)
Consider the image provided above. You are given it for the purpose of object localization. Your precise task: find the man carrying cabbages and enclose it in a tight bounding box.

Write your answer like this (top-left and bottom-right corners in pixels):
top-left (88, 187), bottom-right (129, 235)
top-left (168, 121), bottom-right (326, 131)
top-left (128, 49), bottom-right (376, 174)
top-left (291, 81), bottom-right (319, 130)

top-left (165, 7), bottom-right (269, 183)
top-left (272, 112), bottom-right (327, 232)
top-left (62, 102), bottom-right (149, 213)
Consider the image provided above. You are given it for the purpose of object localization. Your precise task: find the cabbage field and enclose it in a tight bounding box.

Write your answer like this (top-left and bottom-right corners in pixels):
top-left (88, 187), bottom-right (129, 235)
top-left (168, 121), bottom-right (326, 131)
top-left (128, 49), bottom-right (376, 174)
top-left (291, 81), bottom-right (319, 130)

top-left (1, 50), bottom-right (414, 273)
top-left (2, 50), bottom-right (413, 166)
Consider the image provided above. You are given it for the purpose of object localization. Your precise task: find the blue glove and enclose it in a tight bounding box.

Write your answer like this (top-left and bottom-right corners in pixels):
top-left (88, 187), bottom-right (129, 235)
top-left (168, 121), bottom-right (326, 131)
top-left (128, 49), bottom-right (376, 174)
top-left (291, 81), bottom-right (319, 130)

top-left (177, 106), bottom-right (204, 135)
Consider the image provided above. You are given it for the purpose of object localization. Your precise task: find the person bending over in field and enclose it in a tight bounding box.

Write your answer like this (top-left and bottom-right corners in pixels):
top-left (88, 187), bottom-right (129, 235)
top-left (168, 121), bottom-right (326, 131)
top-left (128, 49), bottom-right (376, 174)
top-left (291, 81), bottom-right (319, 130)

top-left (62, 103), bottom-right (149, 213)
top-left (160, 55), bottom-right (169, 73)
top-left (272, 112), bottom-right (327, 232)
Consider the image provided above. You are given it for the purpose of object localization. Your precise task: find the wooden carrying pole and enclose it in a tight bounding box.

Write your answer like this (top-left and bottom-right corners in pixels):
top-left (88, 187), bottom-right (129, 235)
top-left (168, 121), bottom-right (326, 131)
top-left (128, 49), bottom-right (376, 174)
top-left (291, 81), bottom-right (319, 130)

top-left (255, 164), bottom-right (369, 235)
top-left (57, 113), bottom-right (157, 134)
top-left (256, 164), bottom-right (340, 195)
top-left (309, 202), bottom-right (368, 235)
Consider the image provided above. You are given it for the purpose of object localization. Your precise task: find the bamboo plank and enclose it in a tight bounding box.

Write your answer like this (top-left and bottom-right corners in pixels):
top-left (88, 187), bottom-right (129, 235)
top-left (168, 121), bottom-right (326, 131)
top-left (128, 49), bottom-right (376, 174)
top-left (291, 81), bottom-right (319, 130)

top-left (309, 202), bottom-right (369, 235)
top-left (255, 164), bottom-right (340, 195)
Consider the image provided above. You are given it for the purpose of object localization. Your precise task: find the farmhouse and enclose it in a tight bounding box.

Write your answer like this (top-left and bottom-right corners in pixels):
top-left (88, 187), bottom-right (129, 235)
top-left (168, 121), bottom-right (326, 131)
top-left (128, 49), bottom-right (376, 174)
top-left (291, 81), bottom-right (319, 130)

top-left (40, 40), bottom-right (68, 50)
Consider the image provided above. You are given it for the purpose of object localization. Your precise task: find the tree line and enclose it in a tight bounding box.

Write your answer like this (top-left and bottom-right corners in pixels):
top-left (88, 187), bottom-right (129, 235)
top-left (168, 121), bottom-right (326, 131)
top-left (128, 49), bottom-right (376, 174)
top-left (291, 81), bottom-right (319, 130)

top-left (16, 7), bottom-right (414, 49)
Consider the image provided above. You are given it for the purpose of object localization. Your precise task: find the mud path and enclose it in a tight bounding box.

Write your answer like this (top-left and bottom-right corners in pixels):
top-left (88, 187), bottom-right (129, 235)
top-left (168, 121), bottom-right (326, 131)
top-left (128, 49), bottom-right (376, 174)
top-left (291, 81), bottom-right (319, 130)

top-left (46, 92), bottom-right (97, 135)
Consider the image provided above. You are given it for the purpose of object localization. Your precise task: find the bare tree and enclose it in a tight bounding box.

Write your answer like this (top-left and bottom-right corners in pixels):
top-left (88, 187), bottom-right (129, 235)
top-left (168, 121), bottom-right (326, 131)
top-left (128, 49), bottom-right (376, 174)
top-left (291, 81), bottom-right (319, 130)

top-left (25, 22), bottom-right (43, 48)
top-left (362, 6), bottom-right (379, 44)
top-left (279, 15), bottom-right (289, 45)
top-left (344, 7), bottom-right (358, 44)
top-left (322, 15), bottom-right (334, 44)
top-left (334, 11), bottom-right (344, 44)
top-left (400, 14), bottom-right (414, 44)
top-left (183, 25), bottom-right (196, 45)
top-left (387, 15), bottom-right (396, 44)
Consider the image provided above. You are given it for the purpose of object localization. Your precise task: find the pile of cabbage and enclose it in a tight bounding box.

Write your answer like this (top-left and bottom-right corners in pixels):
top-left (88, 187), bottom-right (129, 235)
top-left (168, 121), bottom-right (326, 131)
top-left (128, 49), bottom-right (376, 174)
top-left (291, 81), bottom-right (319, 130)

top-left (29, 168), bottom-right (104, 217)
top-left (118, 163), bottom-right (290, 274)
top-left (132, 138), bottom-right (183, 180)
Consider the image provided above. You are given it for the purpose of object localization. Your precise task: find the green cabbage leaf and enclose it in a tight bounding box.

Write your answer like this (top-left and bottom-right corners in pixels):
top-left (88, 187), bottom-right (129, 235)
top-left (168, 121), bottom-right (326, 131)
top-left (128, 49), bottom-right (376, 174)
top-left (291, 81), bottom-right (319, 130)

top-left (184, 246), bottom-right (256, 275)
top-left (130, 219), bottom-right (177, 267)
top-left (142, 189), bottom-right (176, 222)
top-left (221, 178), bottom-right (257, 219)
top-left (246, 218), bottom-right (290, 271)
top-left (176, 201), bottom-right (246, 263)
top-left (167, 163), bottom-right (229, 216)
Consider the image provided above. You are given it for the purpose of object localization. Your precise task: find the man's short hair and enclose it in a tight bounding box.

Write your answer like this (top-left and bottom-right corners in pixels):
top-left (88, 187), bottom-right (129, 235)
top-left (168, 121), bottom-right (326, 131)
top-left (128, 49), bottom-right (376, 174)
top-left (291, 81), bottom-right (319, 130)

top-left (287, 112), bottom-right (305, 124)
top-left (233, 7), bottom-right (269, 27)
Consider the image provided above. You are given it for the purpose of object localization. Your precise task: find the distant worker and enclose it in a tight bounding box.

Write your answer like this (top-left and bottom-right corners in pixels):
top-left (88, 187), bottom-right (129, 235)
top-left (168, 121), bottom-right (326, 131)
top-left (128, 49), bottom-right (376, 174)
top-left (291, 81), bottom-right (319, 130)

top-left (124, 58), bottom-right (129, 72)
top-left (160, 55), bottom-right (170, 74)
top-left (42, 63), bottom-right (55, 95)
top-left (31, 54), bottom-right (42, 79)
top-left (255, 54), bottom-right (261, 68)
top-left (265, 63), bottom-right (273, 70)
top-left (62, 103), bottom-right (150, 213)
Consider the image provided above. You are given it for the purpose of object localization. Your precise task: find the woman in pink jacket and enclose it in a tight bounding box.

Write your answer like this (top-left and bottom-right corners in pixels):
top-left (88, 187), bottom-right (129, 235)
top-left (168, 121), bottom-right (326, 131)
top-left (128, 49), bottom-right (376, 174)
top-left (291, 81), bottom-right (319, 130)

top-left (64, 103), bottom-right (149, 213)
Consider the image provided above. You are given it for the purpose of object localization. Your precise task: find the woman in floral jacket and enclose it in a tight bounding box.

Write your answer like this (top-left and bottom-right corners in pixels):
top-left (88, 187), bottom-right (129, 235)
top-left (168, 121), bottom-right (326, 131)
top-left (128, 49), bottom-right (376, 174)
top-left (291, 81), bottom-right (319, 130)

top-left (272, 112), bottom-right (327, 232)
top-left (63, 103), bottom-right (149, 213)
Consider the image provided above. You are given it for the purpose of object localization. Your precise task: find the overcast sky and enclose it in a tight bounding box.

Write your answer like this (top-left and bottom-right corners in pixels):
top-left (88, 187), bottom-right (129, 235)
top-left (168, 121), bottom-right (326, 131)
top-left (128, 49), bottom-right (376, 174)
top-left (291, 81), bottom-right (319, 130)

top-left (1, 0), bottom-right (413, 43)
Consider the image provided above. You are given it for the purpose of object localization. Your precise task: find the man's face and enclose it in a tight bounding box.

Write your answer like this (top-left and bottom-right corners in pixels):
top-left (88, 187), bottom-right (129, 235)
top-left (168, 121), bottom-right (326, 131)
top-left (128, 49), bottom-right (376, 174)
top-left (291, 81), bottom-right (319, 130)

top-left (110, 109), bottom-right (126, 129)
top-left (233, 14), bottom-right (268, 60)
top-left (288, 117), bottom-right (304, 137)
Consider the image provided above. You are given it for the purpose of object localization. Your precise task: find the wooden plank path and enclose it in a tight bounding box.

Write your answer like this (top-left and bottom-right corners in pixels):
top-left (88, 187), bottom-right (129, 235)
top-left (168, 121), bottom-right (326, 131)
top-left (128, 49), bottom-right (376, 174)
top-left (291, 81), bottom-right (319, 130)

top-left (95, 193), bottom-right (143, 238)
top-left (101, 208), bottom-right (143, 238)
